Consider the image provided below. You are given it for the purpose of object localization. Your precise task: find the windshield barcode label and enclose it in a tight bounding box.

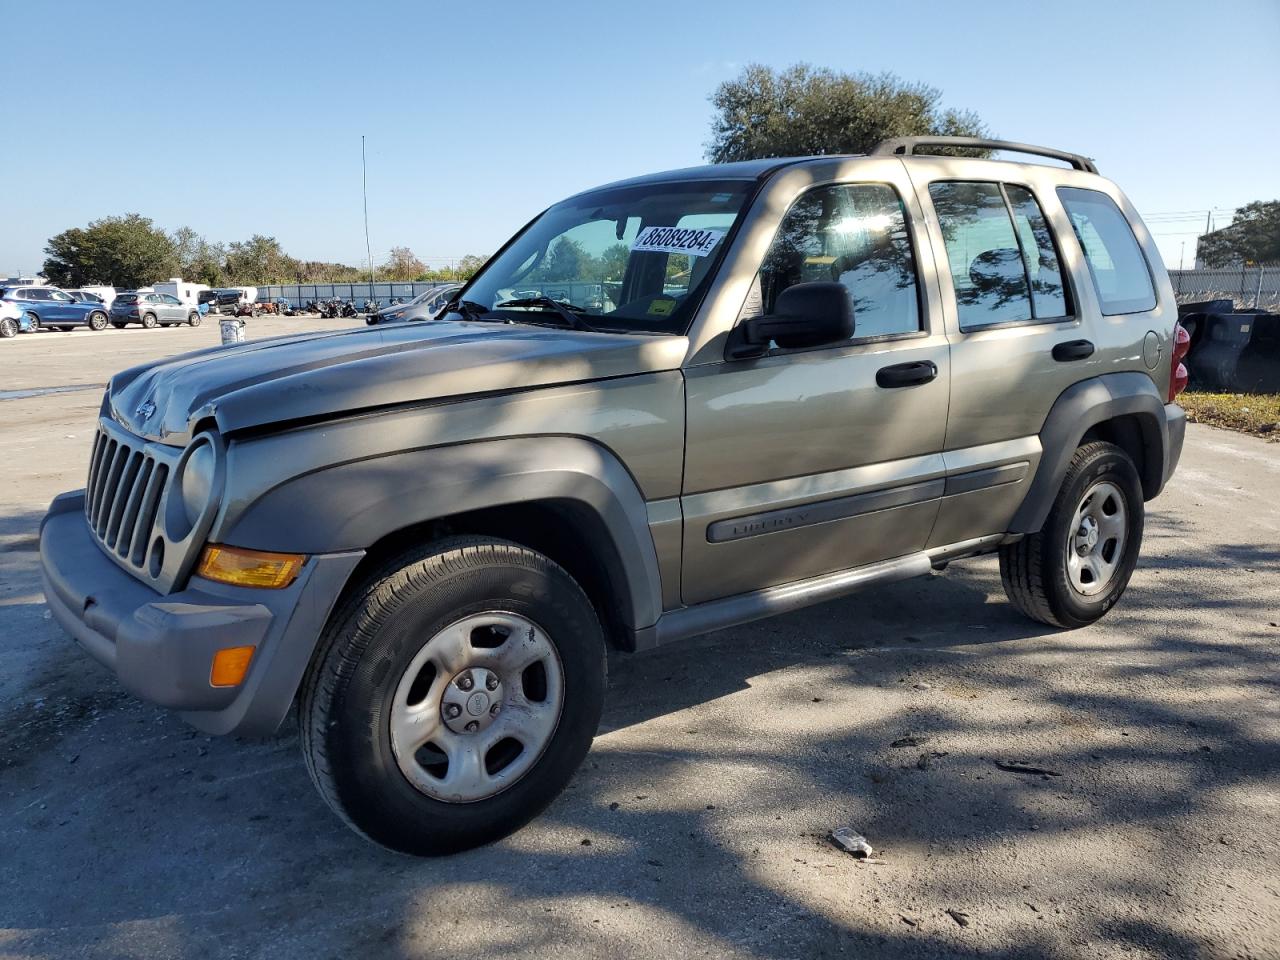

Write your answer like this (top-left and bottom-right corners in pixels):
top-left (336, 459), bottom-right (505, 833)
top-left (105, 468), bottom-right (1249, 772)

top-left (631, 226), bottom-right (726, 258)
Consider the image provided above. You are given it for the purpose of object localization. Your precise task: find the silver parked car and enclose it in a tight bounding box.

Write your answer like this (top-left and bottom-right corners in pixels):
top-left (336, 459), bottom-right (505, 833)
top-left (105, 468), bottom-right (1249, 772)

top-left (110, 292), bottom-right (202, 329)
top-left (366, 284), bottom-right (463, 325)
top-left (41, 137), bottom-right (1187, 856)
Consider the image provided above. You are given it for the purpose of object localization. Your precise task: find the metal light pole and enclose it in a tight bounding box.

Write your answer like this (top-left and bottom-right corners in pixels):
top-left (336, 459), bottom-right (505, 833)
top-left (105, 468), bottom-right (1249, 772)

top-left (363, 136), bottom-right (375, 284)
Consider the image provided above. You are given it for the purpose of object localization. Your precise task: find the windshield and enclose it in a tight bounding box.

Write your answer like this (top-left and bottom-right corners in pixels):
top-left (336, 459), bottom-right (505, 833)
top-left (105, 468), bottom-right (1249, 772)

top-left (453, 179), bottom-right (754, 334)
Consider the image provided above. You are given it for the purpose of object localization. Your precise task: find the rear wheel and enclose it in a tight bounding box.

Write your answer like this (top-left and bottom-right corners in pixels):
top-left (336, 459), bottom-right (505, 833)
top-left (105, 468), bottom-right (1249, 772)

top-left (88, 311), bottom-right (108, 331)
top-left (141, 312), bottom-right (158, 329)
top-left (1000, 441), bottom-right (1144, 628)
top-left (300, 536), bottom-right (606, 855)
top-left (188, 311), bottom-right (202, 327)
top-left (111, 321), bottom-right (127, 329)
top-left (0, 317), bottom-right (16, 338)
top-left (23, 312), bottom-right (39, 333)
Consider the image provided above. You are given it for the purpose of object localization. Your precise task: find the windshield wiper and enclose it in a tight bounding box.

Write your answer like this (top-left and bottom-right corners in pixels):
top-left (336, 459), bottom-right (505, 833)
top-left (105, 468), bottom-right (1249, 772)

top-left (443, 298), bottom-right (501, 322)
top-left (494, 297), bottom-right (598, 332)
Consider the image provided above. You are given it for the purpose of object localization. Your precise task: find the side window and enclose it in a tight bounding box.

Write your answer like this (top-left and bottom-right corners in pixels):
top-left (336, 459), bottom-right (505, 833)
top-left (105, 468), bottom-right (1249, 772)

top-left (1006, 186), bottom-right (1069, 318)
top-left (929, 181), bottom-right (1071, 329)
top-left (1057, 187), bottom-right (1156, 316)
top-left (759, 183), bottom-right (920, 340)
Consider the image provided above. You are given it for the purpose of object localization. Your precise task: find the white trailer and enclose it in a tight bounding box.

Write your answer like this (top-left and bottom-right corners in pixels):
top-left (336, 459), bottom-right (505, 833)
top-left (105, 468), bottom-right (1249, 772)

top-left (153, 278), bottom-right (210, 307)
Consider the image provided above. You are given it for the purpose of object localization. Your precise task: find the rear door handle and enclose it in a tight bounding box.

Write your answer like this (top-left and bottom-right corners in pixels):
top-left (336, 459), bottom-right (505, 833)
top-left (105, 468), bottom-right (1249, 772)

top-left (876, 360), bottom-right (938, 388)
top-left (1052, 339), bottom-right (1095, 362)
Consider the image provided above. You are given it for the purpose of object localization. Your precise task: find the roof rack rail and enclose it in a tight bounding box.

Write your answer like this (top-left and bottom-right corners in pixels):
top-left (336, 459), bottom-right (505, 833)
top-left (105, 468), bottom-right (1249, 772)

top-left (870, 136), bottom-right (1099, 174)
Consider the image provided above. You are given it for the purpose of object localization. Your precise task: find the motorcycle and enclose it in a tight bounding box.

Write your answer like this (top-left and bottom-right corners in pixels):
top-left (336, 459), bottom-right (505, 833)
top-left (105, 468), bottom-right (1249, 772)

top-left (340, 300), bottom-right (359, 318)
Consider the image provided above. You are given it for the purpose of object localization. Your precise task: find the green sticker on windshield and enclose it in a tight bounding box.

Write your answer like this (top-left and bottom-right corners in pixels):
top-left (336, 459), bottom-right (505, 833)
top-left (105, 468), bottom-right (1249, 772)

top-left (647, 298), bottom-right (676, 317)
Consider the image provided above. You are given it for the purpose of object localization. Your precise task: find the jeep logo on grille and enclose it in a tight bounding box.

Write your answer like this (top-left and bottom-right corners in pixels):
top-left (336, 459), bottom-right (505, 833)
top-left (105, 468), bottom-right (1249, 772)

top-left (135, 400), bottom-right (157, 422)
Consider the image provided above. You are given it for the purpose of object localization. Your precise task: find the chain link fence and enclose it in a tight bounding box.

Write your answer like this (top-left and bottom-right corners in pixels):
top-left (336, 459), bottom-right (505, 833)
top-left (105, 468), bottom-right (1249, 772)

top-left (253, 281), bottom-right (454, 310)
top-left (1171, 265), bottom-right (1278, 311)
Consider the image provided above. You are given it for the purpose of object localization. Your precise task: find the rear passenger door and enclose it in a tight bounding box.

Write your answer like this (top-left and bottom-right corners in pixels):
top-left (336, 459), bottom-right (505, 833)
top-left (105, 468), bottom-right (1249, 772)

top-left (907, 161), bottom-right (1150, 546)
top-left (681, 168), bottom-right (950, 604)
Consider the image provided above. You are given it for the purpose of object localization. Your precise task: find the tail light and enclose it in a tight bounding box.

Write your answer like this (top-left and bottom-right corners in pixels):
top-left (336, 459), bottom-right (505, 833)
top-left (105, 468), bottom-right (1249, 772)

top-left (1168, 321), bottom-right (1190, 402)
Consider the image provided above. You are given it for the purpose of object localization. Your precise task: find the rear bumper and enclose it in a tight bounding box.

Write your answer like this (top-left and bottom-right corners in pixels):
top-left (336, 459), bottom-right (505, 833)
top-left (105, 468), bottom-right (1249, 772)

top-left (1161, 402), bottom-right (1186, 491)
top-left (40, 490), bottom-right (362, 736)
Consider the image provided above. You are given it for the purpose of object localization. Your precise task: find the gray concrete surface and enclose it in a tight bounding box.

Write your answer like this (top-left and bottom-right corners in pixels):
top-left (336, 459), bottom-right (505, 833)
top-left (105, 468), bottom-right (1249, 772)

top-left (1, 318), bottom-right (1278, 960)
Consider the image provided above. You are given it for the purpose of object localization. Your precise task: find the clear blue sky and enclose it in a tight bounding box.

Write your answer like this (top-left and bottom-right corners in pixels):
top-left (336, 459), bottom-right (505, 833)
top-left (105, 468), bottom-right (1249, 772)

top-left (4, 0), bottom-right (1277, 277)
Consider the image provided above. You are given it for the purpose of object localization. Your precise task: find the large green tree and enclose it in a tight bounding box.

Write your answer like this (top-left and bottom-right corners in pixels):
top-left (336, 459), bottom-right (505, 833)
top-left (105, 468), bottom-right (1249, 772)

top-left (1198, 201), bottom-right (1280, 267)
top-left (171, 226), bottom-right (227, 286)
top-left (42, 214), bottom-right (178, 288)
top-left (224, 235), bottom-right (300, 284)
top-left (706, 63), bottom-right (988, 163)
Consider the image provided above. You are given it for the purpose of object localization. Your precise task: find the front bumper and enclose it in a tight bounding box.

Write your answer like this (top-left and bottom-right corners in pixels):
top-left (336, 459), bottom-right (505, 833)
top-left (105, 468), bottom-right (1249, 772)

top-left (40, 490), bottom-right (362, 736)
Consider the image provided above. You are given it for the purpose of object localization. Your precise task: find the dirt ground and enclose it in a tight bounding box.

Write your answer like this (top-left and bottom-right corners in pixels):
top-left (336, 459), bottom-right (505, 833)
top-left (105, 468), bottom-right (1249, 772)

top-left (1, 318), bottom-right (1278, 960)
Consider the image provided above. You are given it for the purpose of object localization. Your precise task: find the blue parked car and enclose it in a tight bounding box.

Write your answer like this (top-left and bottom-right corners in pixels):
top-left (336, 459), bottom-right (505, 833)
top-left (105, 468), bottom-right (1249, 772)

top-left (0, 285), bottom-right (112, 332)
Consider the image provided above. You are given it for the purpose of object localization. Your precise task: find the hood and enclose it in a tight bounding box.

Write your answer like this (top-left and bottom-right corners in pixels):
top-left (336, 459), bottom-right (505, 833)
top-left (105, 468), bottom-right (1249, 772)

top-left (108, 319), bottom-right (689, 445)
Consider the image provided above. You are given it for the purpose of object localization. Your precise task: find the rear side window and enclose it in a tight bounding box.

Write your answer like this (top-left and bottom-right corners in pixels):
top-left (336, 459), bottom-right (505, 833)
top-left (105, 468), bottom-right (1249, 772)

top-left (929, 181), bottom-right (1071, 330)
top-left (1057, 187), bottom-right (1155, 315)
top-left (116, 294), bottom-right (137, 303)
top-left (759, 182), bottom-right (920, 340)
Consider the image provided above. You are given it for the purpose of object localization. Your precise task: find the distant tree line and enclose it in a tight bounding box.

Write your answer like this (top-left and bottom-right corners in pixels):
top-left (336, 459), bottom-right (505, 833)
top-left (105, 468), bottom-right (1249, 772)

top-left (41, 215), bottom-right (489, 289)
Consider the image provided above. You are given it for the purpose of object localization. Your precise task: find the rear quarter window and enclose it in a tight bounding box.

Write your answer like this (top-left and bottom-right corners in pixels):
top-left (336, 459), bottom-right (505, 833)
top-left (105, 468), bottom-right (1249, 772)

top-left (1057, 187), bottom-right (1156, 316)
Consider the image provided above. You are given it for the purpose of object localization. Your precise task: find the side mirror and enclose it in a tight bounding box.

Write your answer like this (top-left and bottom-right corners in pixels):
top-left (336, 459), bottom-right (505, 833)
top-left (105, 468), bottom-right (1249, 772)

top-left (728, 281), bottom-right (854, 358)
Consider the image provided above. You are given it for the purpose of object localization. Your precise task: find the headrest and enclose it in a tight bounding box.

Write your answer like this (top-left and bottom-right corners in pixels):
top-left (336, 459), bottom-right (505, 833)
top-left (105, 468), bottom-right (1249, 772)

top-left (969, 248), bottom-right (1024, 287)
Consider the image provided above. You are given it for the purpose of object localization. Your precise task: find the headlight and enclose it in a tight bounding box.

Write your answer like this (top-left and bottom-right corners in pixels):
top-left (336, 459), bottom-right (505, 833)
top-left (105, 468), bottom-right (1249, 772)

top-left (180, 440), bottom-right (217, 526)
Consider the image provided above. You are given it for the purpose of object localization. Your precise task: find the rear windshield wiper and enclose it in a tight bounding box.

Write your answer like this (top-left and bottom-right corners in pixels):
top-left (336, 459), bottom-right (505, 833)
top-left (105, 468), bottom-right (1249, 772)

top-left (494, 297), bottom-right (598, 332)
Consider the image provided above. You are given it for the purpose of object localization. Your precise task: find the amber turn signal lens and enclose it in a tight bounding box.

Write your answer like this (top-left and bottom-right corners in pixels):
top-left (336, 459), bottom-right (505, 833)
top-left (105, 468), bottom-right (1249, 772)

top-left (210, 645), bottom-right (255, 687)
top-left (196, 544), bottom-right (305, 589)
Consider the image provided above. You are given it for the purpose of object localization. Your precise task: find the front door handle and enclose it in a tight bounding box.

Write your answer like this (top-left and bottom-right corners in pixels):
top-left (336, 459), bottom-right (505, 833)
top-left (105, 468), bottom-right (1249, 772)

top-left (1052, 339), bottom-right (1095, 362)
top-left (876, 360), bottom-right (938, 388)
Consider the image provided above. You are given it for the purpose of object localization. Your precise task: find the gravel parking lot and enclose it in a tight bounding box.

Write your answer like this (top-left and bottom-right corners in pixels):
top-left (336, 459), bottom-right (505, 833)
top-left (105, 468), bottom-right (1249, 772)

top-left (1, 318), bottom-right (1278, 960)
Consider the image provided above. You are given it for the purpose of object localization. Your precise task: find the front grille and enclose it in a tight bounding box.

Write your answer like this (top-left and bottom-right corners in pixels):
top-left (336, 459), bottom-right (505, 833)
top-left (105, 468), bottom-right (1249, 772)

top-left (84, 422), bottom-right (170, 570)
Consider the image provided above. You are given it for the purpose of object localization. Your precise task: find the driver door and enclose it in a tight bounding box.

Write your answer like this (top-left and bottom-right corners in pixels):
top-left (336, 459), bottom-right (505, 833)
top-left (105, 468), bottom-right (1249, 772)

top-left (680, 174), bottom-right (951, 604)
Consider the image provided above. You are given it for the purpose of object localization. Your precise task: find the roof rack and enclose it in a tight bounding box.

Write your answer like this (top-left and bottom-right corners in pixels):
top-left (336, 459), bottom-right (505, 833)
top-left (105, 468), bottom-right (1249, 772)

top-left (870, 136), bottom-right (1098, 174)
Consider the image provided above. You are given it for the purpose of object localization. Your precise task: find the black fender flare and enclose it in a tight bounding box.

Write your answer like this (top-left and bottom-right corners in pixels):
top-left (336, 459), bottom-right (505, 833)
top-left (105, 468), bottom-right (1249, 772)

top-left (220, 436), bottom-right (665, 631)
top-left (1009, 372), bottom-right (1172, 534)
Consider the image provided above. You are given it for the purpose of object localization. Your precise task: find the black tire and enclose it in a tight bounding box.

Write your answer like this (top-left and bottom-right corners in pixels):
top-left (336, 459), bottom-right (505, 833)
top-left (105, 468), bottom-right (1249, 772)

top-left (188, 311), bottom-right (202, 327)
top-left (24, 312), bottom-right (40, 333)
top-left (111, 321), bottom-right (127, 329)
top-left (0, 317), bottom-right (16, 338)
top-left (141, 312), bottom-right (158, 329)
top-left (300, 536), bottom-right (606, 855)
top-left (88, 311), bottom-right (108, 331)
top-left (1000, 441), bottom-right (1144, 629)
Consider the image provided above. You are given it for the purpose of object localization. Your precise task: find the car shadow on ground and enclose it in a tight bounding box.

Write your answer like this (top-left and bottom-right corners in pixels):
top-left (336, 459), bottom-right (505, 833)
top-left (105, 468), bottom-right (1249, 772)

top-left (1, 511), bottom-right (1277, 958)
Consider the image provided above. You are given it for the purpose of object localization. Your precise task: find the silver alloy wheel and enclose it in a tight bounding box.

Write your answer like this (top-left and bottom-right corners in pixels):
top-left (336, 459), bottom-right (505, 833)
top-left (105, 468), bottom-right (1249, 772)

top-left (1065, 479), bottom-right (1127, 597)
top-left (389, 611), bottom-right (564, 803)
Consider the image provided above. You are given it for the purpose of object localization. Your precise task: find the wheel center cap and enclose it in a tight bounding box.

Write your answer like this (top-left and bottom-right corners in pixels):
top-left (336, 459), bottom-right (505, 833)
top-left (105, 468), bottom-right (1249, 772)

top-left (441, 668), bottom-right (503, 734)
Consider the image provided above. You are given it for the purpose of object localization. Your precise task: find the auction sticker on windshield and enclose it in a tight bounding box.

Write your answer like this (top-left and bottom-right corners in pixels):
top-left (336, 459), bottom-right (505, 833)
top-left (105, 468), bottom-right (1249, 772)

top-left (631, 226), bottom-right (726, 258)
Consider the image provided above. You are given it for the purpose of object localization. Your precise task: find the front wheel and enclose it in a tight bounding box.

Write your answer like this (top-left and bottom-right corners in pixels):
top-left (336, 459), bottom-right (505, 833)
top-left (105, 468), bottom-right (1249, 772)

top-left (111, 321), bottom-right (127, 329)
top-left (0, 317), bottom-right (16, 338)
top-left (88, 311), bottom-right (108, 331)
top-left (141, 312), bottom-right (158, 329)
top-left (300, 536), bottom-right (606, 855)
top-left (188, 311), bottom-right (202, 327)
top-left (1000, 441), bottom-right (1144, 628)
